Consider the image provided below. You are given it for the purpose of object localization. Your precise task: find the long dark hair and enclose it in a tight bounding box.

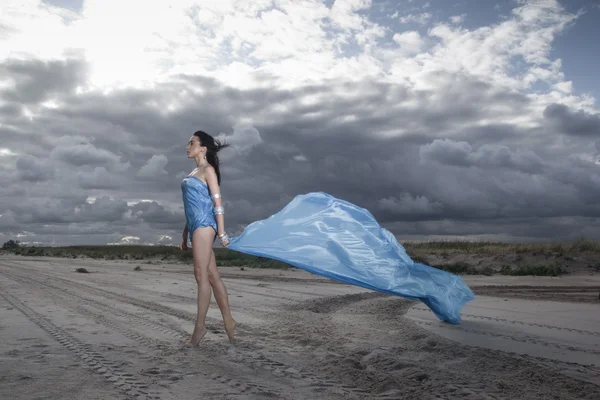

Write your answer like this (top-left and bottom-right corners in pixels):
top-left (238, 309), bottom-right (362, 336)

top-left (193, 130), bottom-right (230, 184)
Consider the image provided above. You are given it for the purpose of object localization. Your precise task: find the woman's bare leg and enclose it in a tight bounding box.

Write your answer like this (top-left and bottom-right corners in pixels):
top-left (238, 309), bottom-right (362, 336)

top-left (207, 250), bottom-right (237, 342)
top-left (190, 227), bottom-right (214, 347)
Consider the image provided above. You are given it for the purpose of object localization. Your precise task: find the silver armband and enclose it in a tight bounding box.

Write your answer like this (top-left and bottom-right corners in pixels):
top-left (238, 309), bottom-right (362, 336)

top-left (211, 193), bottom-right (221, 199)
top-left (218, 232), bottom-right (229, 245)
top-left (214, 206), bottom-right (224, 215)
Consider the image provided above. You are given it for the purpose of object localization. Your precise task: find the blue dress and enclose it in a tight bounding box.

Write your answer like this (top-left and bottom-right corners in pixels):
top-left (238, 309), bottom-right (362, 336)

top-left (227, 192), bottom-right (475, 324)
top-left (181, 175), bottom-right (217, 241)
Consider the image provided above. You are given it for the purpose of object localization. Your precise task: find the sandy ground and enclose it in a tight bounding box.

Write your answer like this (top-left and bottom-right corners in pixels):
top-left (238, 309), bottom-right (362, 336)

top-left (0, 256), bottom-right (599, 400)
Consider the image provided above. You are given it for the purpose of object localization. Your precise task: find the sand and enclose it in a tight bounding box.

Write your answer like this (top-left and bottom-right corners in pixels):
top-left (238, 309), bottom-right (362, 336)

top-left (0, 255), bottom-right (599, 400)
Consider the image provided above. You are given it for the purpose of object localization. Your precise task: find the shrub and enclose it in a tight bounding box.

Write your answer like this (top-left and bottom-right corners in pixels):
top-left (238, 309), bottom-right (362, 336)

top-left (480, 266), bottom-right (494, 276)
top-left (500, 265), bottom-right (512, 275)
top-left (432, 262), bottom-right (494, 276)
top-left (2, 240), bottom-right (21, 250)
top-left (500, 264), bottom-right (566, 277)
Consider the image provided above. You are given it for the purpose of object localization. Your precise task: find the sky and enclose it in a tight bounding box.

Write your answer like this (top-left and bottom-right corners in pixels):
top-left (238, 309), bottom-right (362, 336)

top-left (1, 0), bottom-right (599, 247)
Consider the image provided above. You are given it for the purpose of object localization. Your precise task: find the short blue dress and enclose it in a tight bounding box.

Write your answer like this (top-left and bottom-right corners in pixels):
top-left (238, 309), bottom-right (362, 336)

top-left (181, 175), bottom-right (218, 241)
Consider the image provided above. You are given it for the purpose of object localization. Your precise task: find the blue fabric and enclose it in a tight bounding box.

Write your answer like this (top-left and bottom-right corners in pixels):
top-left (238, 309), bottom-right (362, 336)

top-left (228, 192), bottom-right (475, 324)
top-left (181, 176), bottom-right (217, 240)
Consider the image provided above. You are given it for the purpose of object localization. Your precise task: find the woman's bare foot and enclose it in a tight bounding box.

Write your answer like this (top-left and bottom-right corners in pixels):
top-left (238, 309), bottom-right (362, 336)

top-left (224, 320), bottom-right (237, 343)
top-left (189, 326), bottom-right (207, 347)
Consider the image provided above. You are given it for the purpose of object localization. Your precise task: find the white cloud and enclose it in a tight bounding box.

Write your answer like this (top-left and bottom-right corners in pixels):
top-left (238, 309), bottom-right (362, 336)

top-left (138, 155), bottom-right (169, 178)
top-left (398, 12), bottom-right (432, 25)
top-left (330, 0), bottom-right (372, 30)
top-left (450, 14), bottom-right (466, 24)
top-left (219, 124), bottom-right (263, 154)
top-left (392, 31), bottom-right (423, 54)
top-left (0, 148), bottom-right (18, 157)
top-left (1, 0), bottom-right (585, 113)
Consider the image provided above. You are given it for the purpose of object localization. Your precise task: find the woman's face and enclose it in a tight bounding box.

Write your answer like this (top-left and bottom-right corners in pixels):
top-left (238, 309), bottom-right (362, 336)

top-left (186, 136), bottom-right (202, 158)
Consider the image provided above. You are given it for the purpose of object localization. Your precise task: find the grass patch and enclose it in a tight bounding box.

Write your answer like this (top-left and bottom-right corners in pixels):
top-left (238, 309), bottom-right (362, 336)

top-left (405, 238), bottom-right (600, 255)
top-left (8, 245), bottom-right (292, 269)
top-left (4, 239), bottom-right (589, 274)
top-left (431, 262), bottom-right (494, 276)
top-left (500, 264), bottom-right (566, 277)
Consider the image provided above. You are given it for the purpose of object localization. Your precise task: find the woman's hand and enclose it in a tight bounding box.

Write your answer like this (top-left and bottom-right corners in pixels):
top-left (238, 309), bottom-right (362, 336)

top-left (181, 226), bottom-right (189, 251)
top-left (218, 232), bottom-right (230, 247)
top-left (180, 239), bottom-right (189, 251)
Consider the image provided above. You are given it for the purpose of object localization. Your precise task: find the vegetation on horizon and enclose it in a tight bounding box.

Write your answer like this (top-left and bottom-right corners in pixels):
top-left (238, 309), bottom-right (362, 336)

top-left (406, 237), bottom-right (600, 254)
top-left (3, 238), bottom-right (593, 277)
top-left (2, 241), bottom-right (291, 269)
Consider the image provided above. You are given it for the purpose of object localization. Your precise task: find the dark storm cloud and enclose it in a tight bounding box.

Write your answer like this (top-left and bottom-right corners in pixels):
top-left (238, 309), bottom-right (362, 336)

top-left (15, 154), bottom-right (55, 182)
top-left (0, 211), bottom-right (19, 231)
top-left (387, 215), bottom-right (600, 243)
top-left (2, 55), bottom-right (600, 245)
top-left (50, 140), bottom-right (124, 167)
top-left (0, 57), bottom-right (87, 104)
top-left (543, 103), bottom-right (600, 137)
top-left (77, 167), bottom-right (126, 189)
top-left (5, 195), bottom-right (127, 225)
top-left (73, 196), bottom-right (129, 222)
top-left (128, 200), bottom-right (182, 225)
top-left (137, 155), bottom-right (169, 179)
top-left (419, 139), bottom-right (545, 173)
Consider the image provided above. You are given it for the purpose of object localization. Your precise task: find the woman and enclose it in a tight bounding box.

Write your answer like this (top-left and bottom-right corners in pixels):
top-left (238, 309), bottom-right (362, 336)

top-left (180, 130), bottom-right (236, 347)
top-left (179, 133), bottom-right (473, 335)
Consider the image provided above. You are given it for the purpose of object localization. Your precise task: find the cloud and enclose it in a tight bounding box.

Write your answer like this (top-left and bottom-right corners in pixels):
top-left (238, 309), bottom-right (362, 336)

top-left (330, 0), bottom-right (373, 30)
top-left (1, 0), bottom-right (599, 245)
top-left (50, 137), bottom-right (125, 167)
top-left (397, 12), bottom-right (432, 25)
top-left (127, 200), bottom-right (182, 226)
top-left (392, 31), bottom-right (423, 54)
top-left (16, 154), bottom-right (54, 182)
top-left (0, 57), bottom-right (87, 103)
top-left (0, 148), bottom-right (18, 157)
top-left (138, 155), bottom-right (169, 179)
top-left (219, 124), bottom-right (263, 153)
top-left (419, 139), bottom-right (545, 174)
top-left (413, 1), bottom-right (581, 95)
top-left (450, 14), bottom-right (466, 24)
top-left (543, 103), bottom-right (600, 137)
top-left (377, 194), bottom-right (443, 220)
top-left (77, 167), bottom-right (124, 189)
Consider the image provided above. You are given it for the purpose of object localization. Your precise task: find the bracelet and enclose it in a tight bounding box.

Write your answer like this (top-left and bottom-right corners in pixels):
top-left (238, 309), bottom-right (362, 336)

top-left (214, 206), bottom-right (224, 215)
top-left (218, 232), bottom-right (229, 243)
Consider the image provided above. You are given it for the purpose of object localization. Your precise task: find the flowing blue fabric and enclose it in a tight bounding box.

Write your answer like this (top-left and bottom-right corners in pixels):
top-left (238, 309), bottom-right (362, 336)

top-left (228, 192), bottom-right (475, 324)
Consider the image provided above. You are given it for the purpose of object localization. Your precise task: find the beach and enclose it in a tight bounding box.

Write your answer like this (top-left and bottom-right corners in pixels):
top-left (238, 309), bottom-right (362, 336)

top-left (1, 255), bottom-right (599, 400)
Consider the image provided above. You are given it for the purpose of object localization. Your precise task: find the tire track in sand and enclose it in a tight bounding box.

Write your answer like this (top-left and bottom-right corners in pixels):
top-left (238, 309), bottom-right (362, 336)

top-left (0, 282), bottom-right (159, 400)
top-left (0, 268), bottom-right (284, 399)
top-left (412, 306), bottom-right (600, 338)
top-left (0, 264), bottom-right (371, 399)
top-left (412, 320), bottom-right (600, 356)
